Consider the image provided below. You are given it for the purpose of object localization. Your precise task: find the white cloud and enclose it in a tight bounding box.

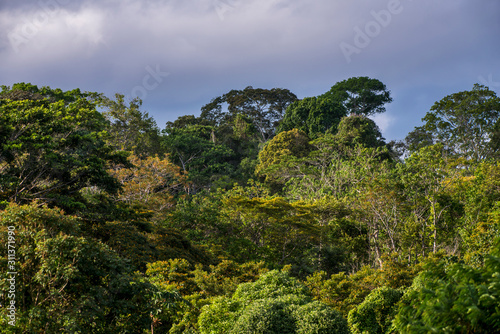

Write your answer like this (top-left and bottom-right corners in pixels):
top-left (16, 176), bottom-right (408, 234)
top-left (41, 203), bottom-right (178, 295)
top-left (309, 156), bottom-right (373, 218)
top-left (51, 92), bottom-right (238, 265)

top-left (3, 5), bottom-right (105, 61)
top-left (371, 112), bottom-right (395, 137)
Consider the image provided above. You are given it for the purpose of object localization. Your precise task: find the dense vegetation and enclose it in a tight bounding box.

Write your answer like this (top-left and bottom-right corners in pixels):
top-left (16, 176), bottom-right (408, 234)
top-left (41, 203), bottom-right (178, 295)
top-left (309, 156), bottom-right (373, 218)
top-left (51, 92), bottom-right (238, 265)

top-left (0, 79), bottom-right (499, 333)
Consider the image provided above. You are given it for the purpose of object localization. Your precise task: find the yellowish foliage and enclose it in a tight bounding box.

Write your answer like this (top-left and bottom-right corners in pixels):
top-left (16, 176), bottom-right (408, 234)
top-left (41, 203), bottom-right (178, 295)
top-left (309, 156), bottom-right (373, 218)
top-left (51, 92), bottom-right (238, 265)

top-left (109, 154), bottom-right (188, 216)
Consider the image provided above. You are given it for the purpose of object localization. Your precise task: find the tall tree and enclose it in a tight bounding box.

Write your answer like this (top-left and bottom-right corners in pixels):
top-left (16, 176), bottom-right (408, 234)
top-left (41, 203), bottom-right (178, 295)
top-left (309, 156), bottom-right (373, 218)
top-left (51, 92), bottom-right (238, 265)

top-left (277, 96), bottom-right (347, 139)
top-left (200, 86), bottom-right (298, 143)
top-left (323, 77), bottom-right (392, 116)
top-left (99, 93), bottom-right (162, 157)
top-left (335, 115), bottom-right (387, 150)
top-left (277, 77), bottom-right (391, 139)
top-left (162, 125), bottom-right (234, 191)
top-left (418, 84), bottom-right (500, 161)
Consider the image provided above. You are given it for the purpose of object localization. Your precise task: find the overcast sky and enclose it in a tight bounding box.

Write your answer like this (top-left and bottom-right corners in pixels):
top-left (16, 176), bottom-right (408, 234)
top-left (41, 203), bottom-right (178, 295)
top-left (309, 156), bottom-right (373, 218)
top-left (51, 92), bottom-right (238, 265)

top-left (1, 0), bottom-right (499, 140)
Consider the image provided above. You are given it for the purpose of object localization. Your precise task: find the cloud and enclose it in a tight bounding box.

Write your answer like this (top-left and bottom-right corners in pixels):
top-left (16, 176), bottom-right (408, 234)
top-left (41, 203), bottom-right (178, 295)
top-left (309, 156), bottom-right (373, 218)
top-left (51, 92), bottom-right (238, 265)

top-left (0, 0), bottom-right (498, 140)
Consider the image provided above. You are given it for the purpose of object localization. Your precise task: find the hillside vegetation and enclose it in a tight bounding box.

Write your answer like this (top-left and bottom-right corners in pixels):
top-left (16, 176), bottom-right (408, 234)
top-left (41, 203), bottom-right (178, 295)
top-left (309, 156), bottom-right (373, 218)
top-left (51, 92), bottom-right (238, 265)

top-left (1, 79), bottom-right (500, 333)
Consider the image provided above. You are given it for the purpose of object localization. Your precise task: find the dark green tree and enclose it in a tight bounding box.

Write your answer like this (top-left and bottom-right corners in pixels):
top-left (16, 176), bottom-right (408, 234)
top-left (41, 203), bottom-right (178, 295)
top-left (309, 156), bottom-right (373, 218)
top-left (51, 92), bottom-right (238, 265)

top-left (335, 115), bottom-right (387, 150)
top-left (417, 84), bottom-right (500, 161)
top-left (200, 86), bottom-right (298, 143)
top-left (323, 76), bottom-right (392, 116)
top-left (162, 125), bottom-right (235, 191)
top-left (277, 96), bottom-right (346, 139)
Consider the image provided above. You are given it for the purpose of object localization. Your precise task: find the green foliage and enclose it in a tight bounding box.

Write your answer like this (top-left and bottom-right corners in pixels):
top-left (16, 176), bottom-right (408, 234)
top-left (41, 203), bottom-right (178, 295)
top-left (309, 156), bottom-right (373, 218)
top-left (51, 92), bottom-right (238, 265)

top-left (222, 196), bottom-right (318, 265)
top-left (145, 259), bottom-right (268, 332)
top-left (164, 188), bottom-right (229, 249)
top-left (0, 203), bottom-right (172, 333)
top-left (283, 135), bottom-right (392, 201)
top-left (198, 296), bottom-right (243, 334)
top-left (278, 77), bottom-right (392, 139)
top-left (294, 301), bottom-right (350, 334)
top-left (200, 86), bottom-right (298, 143)
top-left (0, 82), bottom-right (100, 104)
top-left (278, 96), bottom-right (346, 139)
top-left (162, 124), bottom-right (235, 190)
top-left (90, 218), bottom-right (211, 272)
top-left (419, 83), bottom-right (500, 161)
top-left (0, 84), bottom-right (128, 214)
top-left (2, 80), bottom-right (500, 333)
top-left (99, 93), bottom-right (163, 157)
top-left (255, 128), bottom-right (311, 189)
top-left (398, 144), bottom-right (464, 255)
top-left (324, 76), bottom-right (393, 117)
top-left (233, 270), bottom-right (310, 302)
top-left (305, 266), bottom-right (382, 316)
top-left (231, 298), bottom-right (297, 334)
top-left (393, 239), bottom-right (500, 333)
top-left (191, 260), bottom-right (269, 297)
top-left (335, 115), bottom-right (386, 150)
top-left (348, 286), bottom-right (403, 334)
top-left (458, 162), bottom-right (500, 265)
top-left (198, 270), bottom-right (348, 334)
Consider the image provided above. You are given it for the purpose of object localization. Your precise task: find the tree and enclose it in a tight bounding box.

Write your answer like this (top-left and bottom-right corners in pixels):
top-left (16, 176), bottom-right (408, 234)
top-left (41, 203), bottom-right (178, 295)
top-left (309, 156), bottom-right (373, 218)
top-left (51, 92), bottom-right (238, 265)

top-left (99, 93), bottom-right (162, 157)
top-left (418, 84), bottom-right (500, 161)
top-left (0, 84), bottom-right (128, 213)
top-left (347, 286), bottom-right (403, 334)
top-left (255, 129), bottom-right (312, 187)
top-left (277, 96), bottom-right (346, 139)
top-left (396, 144), bottom-right (463, 256)
top-left (323, 76), bottom-right (392, 116)
top-left (109, 154), bottom-right (188, 218)
top-left (0, 203), bottom-right (174, 333)
top-left (200, 86), bottom-right (298, 143)
top-left (146, 259), bottom-right (269, 333)
top-left (398, 126), bottom-right (435, 158)
top-left (0, 82), bottom-right (100, 104)
top-left (393, 238), bottom-right (500, 333)
top-left (162, 125), bottom-right (235, 191)
top-left (279, 133), bottom-right (391, 201)
top-left (198, 270), bottom-right (349, 334)
top-left (222, 196), bottom-right (317, 265)
top-left (278, 77), bottom-right (391, 139)
top-left (335, 115), bottom-right (386, 150)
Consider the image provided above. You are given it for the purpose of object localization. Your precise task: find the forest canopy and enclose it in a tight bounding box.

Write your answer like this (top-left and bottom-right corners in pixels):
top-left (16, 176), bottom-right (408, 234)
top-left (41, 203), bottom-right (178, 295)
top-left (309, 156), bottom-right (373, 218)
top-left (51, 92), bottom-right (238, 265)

top-left (1, 79), bottom-right (499, 333)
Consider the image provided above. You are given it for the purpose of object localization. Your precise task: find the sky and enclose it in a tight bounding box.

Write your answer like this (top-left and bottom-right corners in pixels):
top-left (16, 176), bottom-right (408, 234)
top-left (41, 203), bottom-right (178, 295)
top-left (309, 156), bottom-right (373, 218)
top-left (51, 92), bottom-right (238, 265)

top-left (1, 0), bottom-right (499, 141)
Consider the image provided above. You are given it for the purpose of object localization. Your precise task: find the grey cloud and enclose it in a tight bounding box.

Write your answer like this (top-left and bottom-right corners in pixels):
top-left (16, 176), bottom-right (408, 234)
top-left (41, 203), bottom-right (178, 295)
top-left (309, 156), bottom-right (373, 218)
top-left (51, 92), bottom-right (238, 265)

top-left (1, 0), bottom-right (499, 140)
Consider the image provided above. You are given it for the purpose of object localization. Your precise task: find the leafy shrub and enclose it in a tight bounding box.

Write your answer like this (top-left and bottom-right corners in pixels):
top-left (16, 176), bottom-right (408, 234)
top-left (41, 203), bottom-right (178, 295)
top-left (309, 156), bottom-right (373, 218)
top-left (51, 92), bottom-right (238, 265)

top-left (230, 299), bottom-right (296, 334)
top-left (198, 270), bottom-right (349, 334)
top-left (348, 286), bottom-right (403, 334)
top-left (294, 301), bottom-right (350, 334)
top-left (393, 238), bottom-right (500, 333)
